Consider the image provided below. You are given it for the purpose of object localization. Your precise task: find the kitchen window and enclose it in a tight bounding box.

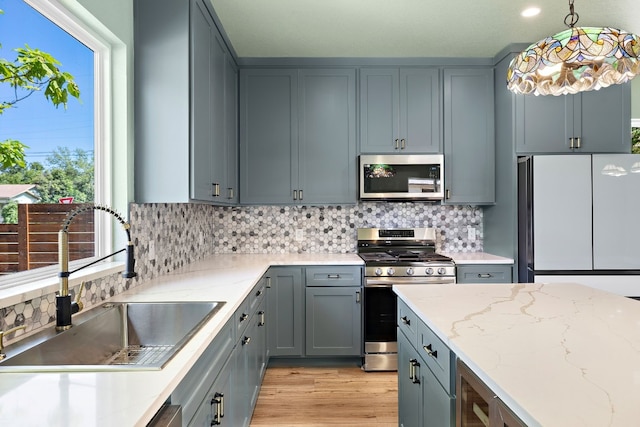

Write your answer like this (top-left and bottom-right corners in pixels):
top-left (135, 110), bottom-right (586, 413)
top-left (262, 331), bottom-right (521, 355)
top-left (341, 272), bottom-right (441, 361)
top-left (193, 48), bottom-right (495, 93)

top-left (0, 0), bottom-right (128, 292)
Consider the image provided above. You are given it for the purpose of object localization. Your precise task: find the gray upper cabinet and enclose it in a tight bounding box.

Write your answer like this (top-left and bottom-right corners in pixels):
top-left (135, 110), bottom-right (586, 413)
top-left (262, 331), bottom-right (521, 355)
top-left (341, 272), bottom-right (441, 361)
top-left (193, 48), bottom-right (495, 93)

top-left (514, 83), bottom-right (631, 154)
top-left (443, 68), bottom-right (495, 205)
top-left (135, 0), bottom-right (237, 204)
top-left (240, 68), bottom-right (356, 205)
top-left (360, 68), bottom-right (441, 153)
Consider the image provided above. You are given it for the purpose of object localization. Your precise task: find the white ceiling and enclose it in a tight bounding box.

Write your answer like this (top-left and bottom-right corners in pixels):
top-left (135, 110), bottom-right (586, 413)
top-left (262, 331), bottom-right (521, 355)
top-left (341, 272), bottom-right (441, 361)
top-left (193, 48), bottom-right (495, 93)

top-left (210, 0), bottom-right (640, 58)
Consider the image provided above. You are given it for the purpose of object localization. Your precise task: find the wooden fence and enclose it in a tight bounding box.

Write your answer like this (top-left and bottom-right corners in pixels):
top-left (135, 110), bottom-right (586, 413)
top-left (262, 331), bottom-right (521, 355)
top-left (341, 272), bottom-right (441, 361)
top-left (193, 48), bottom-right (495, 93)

top-left (0, 203), bottom-right (95, 275)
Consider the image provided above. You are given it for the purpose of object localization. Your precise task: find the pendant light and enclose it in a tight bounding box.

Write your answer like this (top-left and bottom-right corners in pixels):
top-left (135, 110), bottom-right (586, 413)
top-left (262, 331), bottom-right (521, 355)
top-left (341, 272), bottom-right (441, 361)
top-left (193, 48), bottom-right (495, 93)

top-left (507, 0), bottom-right (640, 96)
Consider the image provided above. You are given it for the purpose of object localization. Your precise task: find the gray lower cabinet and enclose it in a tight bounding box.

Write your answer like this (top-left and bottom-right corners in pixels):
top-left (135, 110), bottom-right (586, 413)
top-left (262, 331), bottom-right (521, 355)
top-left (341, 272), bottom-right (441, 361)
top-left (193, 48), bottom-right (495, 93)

top-left (456, 264), bottom-right (513, 284)
top-left (173, 316), bottom-right (235, 426)
top-left (443, 68), bottom-right (495, 205)
top-left (173, 277), bottom-right (268, 427)
top-left (359, 68), bottom-right (441, 153)
top-left (305, 269), bottom-right (362, 356)
top-left (398, 299), bottom-right (455, 427)
top-left (267, 265), bottom-right (363, 358)
top-left (514, 83), bottom-right (631, 154)
top-left (266, 267), bottom-right (305, 356)
top-left (239, 68), bottom-right (356, 205)
top-left (135, 0), bottom-right (237, 204)
top-left (235, 297), bottom-right (267, 426)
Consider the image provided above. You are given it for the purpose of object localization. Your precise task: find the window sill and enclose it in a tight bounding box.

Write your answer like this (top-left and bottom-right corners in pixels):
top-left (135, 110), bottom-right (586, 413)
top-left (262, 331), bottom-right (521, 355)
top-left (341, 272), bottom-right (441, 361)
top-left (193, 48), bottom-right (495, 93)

top-left (0, 262), bottom-right (124, 309)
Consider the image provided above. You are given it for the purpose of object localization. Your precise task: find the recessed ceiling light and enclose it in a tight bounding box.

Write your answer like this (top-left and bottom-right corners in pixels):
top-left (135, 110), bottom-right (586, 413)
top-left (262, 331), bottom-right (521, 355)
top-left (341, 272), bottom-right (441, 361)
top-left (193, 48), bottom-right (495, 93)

top-left (521, 7), bottom-right (541, 17)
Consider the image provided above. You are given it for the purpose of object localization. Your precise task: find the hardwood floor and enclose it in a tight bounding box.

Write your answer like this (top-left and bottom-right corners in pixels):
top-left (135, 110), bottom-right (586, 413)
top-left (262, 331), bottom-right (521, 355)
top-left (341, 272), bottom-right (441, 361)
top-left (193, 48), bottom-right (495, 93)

top-left (250, 366), bottom-right (398, 426)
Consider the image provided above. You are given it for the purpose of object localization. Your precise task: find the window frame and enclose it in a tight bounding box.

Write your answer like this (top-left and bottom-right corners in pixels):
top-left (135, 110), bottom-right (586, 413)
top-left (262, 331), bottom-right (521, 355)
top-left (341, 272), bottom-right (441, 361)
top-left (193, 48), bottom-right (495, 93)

top-left (0, 0), bottom-right (125, 292)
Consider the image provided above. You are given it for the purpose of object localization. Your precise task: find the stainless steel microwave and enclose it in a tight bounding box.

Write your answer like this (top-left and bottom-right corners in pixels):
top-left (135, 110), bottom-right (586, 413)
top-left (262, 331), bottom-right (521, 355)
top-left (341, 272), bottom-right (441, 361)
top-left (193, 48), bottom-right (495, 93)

top-left (359, 154), bottom-right (444, 201)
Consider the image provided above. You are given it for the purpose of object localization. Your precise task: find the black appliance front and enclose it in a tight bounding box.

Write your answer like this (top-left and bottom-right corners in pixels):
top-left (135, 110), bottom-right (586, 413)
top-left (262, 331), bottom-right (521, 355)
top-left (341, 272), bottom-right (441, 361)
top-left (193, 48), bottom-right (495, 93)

top-left (362, 286), bottom-right (398, 371)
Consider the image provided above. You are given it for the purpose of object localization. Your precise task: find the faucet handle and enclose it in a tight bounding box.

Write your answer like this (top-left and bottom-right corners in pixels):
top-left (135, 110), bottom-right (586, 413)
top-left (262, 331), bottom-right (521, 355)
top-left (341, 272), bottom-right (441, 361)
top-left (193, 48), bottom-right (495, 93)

top-left (74, 281), bottom-right (86, 312)
top-left (0, 325), bottom-right (27, 360)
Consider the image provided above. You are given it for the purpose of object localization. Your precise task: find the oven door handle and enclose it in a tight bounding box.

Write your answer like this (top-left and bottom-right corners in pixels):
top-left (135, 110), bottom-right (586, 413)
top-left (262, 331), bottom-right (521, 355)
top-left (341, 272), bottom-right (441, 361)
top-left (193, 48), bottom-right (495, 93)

top-left (365, 277), bottom-right (456, 286)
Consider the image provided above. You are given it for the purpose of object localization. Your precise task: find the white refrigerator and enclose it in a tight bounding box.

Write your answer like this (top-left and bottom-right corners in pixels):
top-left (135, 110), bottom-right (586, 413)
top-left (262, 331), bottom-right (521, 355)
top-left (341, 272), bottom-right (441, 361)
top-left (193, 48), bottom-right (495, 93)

top-left (517, 154), bottom-right (640, 296)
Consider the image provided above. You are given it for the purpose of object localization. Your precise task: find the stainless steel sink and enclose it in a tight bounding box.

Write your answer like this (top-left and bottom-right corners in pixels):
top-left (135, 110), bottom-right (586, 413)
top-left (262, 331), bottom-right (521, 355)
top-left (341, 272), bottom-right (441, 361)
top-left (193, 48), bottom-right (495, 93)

top-left (0, 301), bottom-right (225, 372)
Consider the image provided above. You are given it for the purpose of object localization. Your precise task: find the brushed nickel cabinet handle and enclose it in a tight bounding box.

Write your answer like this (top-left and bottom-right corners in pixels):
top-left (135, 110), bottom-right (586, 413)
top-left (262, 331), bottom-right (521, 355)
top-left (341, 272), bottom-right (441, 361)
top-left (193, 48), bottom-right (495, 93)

top-left (356, 291), bottom-right (361, 303)
top-left (478, 273), bottom-right (492, 278)
top-left (258, 310), bottom-right (265, 326)
top-left (395, 139), bottom-right (399, 149)
top-left (569, 137), bottom-right (574, 149)
top-left (401, 138), bottom-right (406, 149)
top-left (227, 188), bottom-right (234, 199)
top-left (401, 316), bottom-right (410, 325)
top-left (576, 136), bottom-right (581, 148)
top-left (293, 189), bottom-right (298, 200)
top-left (423, 343), bottom-right (438, 359)
top-left (446, 189), bottom-right (451, 199)
top-left (299, 189), bottom-right (303, 200)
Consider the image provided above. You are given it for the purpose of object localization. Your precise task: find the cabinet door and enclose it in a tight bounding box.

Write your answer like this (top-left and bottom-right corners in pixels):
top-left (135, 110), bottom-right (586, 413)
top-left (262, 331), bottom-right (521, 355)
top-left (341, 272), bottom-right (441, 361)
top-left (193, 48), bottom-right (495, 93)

top-left (360, 68), bottom-right (400, 153)
top-left (224, 54), bottom-right (238, 203)
top-left (576, 84), bottom-right (631, 153)
top-left (240, 69), bottom-right (298, 204)
top-left (422, 364), bottom-right (454, 427)
top-left (298, 69), bottom-right (357, 204)
top-left (190, 0), bottom-right (216, 201)
top-left (398, 328), bottom-right (423, 427)
top-left (189, 354), bottom-right (234, 427)
top-left (533, 155), bottom-right (593, 270)
top-left (592, 154), bottom-right (640, 269)
top-left (491, 398), bottom-right (527, 427)
top-left (515, 93), bottom-right (572, 153)
top-left (267, 267), bottom-right (304, 356)
top-left (443, 68), bottom-right (495, 204)
top-left (305, 286), bottom-right (362, 356)
top-left (399, 68), bottom-right (441, 153)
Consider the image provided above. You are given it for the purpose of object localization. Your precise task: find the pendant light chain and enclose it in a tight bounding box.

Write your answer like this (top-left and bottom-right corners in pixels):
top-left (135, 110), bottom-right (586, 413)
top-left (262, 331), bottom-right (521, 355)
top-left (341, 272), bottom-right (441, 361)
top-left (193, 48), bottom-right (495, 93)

top-left (564, 0), bottom-right (579, 28)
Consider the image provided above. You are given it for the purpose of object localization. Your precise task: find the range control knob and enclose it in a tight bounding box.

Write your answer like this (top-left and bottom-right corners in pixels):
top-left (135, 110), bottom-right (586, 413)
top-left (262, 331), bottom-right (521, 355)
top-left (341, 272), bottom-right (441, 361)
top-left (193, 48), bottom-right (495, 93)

top-left (406, 267), bottom-right (415, 276)
top-left (387, 267), bottom-right (396, 276)
top-left (374, 268), bottom-right (383, 276)
top-left (426, 267), bottom-right (434, 275)
top-left (437, 267), bottom-right (447, 275)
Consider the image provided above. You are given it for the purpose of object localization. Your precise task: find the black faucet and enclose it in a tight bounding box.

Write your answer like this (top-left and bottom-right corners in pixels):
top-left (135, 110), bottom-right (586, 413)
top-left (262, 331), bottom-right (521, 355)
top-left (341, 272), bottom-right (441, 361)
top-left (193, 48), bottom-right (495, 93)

top-left (57, 204), bottom-right (137, 331)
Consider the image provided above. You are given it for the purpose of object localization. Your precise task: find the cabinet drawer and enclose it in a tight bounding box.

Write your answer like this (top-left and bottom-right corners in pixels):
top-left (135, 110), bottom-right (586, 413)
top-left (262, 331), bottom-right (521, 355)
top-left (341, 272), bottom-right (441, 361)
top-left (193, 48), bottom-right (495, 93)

top-left (418, 319), bottom-right (453, 395)
top-left (235, 297), bottom-right (251, 339)
top-left (249, 277), bottom-right (267, 314)
top-left (305, 266), bottom-right (362, 287)
top-left (456, 264), bottom-right (512, 284)
top-left (397, 298), bottom-right (418, 345)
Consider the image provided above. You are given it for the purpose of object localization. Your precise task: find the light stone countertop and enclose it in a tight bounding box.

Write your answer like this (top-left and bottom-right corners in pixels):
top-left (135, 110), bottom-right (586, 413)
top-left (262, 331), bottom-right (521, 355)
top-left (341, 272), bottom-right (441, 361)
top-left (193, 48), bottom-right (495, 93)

top-left (0, 251), bottom-right (512, 426)
top-left (444, 252), bottom-right (514, 265)
top-left (394, 282), bottom-right (640, 427)
top-left (0, 253), bottom-right (362, 427)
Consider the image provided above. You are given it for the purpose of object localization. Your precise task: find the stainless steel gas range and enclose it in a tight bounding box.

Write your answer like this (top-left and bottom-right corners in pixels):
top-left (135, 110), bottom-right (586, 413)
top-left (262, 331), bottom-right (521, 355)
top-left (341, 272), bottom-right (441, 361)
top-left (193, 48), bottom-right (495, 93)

top-left (357, 227), bottom-right (456, 372)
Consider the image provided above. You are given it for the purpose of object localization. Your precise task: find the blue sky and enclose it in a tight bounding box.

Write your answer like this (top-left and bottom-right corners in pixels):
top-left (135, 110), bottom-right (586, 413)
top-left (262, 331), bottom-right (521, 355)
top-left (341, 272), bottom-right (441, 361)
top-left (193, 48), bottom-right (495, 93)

top-left (0, 0), bottom-right (93, 165)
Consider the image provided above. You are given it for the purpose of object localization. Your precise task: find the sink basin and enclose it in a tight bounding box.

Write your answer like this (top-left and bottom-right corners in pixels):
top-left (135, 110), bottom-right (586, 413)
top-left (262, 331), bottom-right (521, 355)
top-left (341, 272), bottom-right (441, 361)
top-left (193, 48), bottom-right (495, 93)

top-left (0, 301), bottom-right (225, 372)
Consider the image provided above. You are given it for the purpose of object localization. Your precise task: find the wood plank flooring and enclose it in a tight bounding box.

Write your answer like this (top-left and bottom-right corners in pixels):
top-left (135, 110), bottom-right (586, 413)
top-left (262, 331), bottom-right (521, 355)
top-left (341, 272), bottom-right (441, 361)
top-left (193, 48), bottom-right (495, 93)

top-left (250, 366), bottom-right (398, 426)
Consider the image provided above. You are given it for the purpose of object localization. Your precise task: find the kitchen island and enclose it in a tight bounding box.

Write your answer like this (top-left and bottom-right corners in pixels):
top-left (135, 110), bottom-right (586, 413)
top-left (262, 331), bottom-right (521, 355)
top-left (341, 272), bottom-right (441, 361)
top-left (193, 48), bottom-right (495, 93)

top-left (394, 282), bottom-right (640, 426)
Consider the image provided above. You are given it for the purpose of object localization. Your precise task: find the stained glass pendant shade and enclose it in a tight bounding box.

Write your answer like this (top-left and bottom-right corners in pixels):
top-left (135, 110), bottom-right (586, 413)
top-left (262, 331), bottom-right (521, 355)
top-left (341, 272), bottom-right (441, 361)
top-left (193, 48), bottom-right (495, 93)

top-left (507, 1), bottom-right (640, 96)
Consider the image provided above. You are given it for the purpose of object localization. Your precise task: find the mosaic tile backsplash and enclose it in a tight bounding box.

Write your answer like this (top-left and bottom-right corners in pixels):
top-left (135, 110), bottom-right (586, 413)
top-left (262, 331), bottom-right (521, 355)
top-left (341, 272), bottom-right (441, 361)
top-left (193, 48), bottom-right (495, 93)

top-left (0, 202), bottom-right (482, 344)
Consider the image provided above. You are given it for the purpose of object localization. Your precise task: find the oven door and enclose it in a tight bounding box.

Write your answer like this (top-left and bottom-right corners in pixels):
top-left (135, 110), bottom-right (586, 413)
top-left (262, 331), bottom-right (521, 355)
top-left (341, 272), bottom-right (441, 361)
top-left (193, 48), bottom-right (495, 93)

top-left (363, 283), bottom-right (398, 371)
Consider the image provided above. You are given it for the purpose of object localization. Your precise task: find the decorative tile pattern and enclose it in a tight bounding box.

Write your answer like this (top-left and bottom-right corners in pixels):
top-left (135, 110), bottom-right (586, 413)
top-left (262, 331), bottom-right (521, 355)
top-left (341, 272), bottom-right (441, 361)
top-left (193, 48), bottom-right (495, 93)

top-left (0, 201), bottom-right (482, 345)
